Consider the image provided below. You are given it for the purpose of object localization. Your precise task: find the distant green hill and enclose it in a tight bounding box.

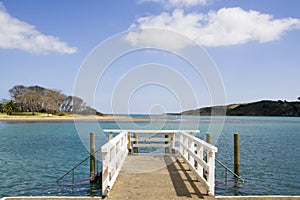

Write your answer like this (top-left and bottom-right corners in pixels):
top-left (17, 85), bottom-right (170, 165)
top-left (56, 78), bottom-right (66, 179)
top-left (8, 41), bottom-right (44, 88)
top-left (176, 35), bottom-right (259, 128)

top-left (181, 100), bottom-right (300, 117)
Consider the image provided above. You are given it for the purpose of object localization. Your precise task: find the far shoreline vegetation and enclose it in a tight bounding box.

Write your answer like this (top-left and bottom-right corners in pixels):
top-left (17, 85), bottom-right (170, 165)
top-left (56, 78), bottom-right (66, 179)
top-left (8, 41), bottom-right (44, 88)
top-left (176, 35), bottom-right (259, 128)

top-left (0, 85), bottom-right (103, 117)
top-left (1, 85), bottom-right (300, 118)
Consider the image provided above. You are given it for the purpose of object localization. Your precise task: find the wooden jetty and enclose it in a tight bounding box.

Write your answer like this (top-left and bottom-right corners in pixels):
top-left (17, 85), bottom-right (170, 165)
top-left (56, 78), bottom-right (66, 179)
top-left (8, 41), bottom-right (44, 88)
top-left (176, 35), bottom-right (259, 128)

top-left (100, 130), bottom-right (218, 199)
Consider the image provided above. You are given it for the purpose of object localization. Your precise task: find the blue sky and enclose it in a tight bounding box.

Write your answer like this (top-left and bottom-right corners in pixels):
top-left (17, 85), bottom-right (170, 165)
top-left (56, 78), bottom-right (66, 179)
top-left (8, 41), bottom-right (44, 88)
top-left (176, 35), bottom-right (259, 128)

top-left (1, 0), bottom-right (300, 114)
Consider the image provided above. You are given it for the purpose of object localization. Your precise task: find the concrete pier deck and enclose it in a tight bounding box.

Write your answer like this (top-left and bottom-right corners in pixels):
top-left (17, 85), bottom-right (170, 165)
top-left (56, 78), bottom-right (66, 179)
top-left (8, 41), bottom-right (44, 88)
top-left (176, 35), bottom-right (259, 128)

top-left (107, 154), bottom-right (212, 200)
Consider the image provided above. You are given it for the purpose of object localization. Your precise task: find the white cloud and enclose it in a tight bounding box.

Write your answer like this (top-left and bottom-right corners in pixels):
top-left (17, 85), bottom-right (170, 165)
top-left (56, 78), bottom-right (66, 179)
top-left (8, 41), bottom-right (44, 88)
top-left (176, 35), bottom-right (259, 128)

top-left (0, 3), bottom-right (77, 54)
top-left (168, 0), bottom-right (208, 7)
top-left (138, 0), bottom-right (208, 8)
top-left (125, 7), bottom-right (300, 49)
top-left (125, 28), bottom-right (193, 50)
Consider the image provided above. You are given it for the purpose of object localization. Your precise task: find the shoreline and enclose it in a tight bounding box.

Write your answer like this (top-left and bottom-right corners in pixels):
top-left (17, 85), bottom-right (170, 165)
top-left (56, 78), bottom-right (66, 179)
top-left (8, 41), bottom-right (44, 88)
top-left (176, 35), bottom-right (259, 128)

top-left (0, 115), bottom-right (134, 122)
top-left (1, 195), bottom-right (300, 200)
top-left (0, 115), bottom-right (172, 122)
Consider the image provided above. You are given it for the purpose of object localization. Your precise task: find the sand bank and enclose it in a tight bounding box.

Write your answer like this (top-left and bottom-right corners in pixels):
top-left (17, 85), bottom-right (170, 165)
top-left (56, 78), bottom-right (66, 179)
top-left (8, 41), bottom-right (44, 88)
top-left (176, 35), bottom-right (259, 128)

top-left (0, 114), bottom-right (171, 122)
top-left (0, 114), bottom-right (135, 122)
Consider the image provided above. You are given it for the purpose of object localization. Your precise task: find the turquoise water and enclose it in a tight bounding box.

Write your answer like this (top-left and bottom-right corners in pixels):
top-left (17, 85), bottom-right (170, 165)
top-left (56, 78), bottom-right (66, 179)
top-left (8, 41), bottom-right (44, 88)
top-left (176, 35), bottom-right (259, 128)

top-left (0, 117), bottom-right (299, 197)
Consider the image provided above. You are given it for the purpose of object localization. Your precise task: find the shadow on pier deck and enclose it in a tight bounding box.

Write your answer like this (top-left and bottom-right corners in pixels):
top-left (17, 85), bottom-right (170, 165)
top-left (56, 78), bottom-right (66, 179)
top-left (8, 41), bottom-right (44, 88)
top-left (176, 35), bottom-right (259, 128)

top-left (108, 154), bottom-right (210, 200)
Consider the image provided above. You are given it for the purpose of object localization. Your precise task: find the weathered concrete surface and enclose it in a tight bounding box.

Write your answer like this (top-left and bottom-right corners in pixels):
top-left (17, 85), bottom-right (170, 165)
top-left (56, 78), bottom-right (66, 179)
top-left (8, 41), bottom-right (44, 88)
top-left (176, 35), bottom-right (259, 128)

top-left (107, 154), bottom-right (210, 200)
top-left (1, 198), bottom-right (102, 200)
top-left (2, 197), bottom-right (300, 200)
top-left (216, 197), bottom-right (300, 200)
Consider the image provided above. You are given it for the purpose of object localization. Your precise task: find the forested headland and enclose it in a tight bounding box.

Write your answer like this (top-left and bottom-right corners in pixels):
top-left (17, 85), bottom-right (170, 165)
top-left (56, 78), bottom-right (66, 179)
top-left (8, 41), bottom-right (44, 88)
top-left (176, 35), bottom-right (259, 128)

top-left (180, 100), bottom-right (300, 117)
top-left (0, 85), bottom-right (102, 116)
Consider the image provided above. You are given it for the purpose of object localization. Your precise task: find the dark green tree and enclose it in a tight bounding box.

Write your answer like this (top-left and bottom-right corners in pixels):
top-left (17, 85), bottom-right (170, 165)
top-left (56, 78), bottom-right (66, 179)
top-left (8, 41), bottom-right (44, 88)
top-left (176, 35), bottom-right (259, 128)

top-left (3, 100), bottom-right (18, 115)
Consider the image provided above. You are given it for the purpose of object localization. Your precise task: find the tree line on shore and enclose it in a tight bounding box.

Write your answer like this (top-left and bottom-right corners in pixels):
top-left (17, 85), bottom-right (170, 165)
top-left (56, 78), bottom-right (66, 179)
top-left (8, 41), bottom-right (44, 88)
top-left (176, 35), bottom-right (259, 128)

top-left (0, 85), bottom-right (102, 116)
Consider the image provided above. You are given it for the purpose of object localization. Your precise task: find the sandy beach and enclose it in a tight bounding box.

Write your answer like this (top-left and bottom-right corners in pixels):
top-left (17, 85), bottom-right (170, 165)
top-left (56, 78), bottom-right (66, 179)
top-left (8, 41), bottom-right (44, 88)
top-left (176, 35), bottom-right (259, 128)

top-left (0, 114), bottom-right (172, 122)
top-left (0, 114), bottom-right (137, 122)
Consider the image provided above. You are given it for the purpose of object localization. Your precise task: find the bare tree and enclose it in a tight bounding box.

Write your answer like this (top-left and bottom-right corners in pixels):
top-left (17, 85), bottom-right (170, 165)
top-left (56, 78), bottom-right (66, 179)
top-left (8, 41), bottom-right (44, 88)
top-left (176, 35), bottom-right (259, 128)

top-left (9, 85), bottom-right (27, 99)
top-left (19, 90), bottom-right (42, 113)
top-left (8, 85), bottom-right (100, 114)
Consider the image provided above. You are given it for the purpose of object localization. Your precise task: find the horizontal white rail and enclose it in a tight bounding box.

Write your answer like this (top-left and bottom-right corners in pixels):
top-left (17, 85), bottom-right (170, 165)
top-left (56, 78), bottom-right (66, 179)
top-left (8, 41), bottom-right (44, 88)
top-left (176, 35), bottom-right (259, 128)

top-left (132, 143), bottom-right (170, 148)
top-left (103, 129), bottom-right (199, 134)
top-left (101, 131), bottom-right (128, 197)
top-left (131, 137), bottom-right (171, 142)
top-left (178, 131), bottom-right (217, 195)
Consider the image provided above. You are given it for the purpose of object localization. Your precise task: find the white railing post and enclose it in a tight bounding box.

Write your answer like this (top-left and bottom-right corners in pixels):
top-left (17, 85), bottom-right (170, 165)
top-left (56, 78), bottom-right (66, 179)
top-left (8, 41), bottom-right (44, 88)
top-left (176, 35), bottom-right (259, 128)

top-left (196, 144), bottom-right (204, 177)
top-left (101, 150), bottom-right (109, 196)
top-left (207, 150), bottom-right (216, 195)
top-left (179, 133), bottom-right (183, 155)
top-left (188, 139), bottom-right (195, 168)
top-left (171, 132), bottom-right (175, 154)
top-left (182, 134), bottom-right (186, 158)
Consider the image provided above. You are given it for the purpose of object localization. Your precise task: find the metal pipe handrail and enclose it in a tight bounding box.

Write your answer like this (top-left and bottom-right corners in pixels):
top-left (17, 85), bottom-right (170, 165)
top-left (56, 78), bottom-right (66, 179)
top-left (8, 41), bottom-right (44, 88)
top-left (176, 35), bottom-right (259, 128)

top-left (215, 158), bottom-right (245, 182)
top-left (56, 147), bottom-right (102, 183)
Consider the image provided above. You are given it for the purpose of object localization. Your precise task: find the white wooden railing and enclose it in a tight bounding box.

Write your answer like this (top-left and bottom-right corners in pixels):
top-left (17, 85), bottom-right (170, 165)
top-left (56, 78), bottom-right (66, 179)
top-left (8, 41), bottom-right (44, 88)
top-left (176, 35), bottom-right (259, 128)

top-left (101, 129), bottom-right (217, 196)
top-left (104, 129), bottom-right (186, 153)
top-left (101, 131), bottom-right (128, 196)
top-left (178, 131), bottom-right (218, 195)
